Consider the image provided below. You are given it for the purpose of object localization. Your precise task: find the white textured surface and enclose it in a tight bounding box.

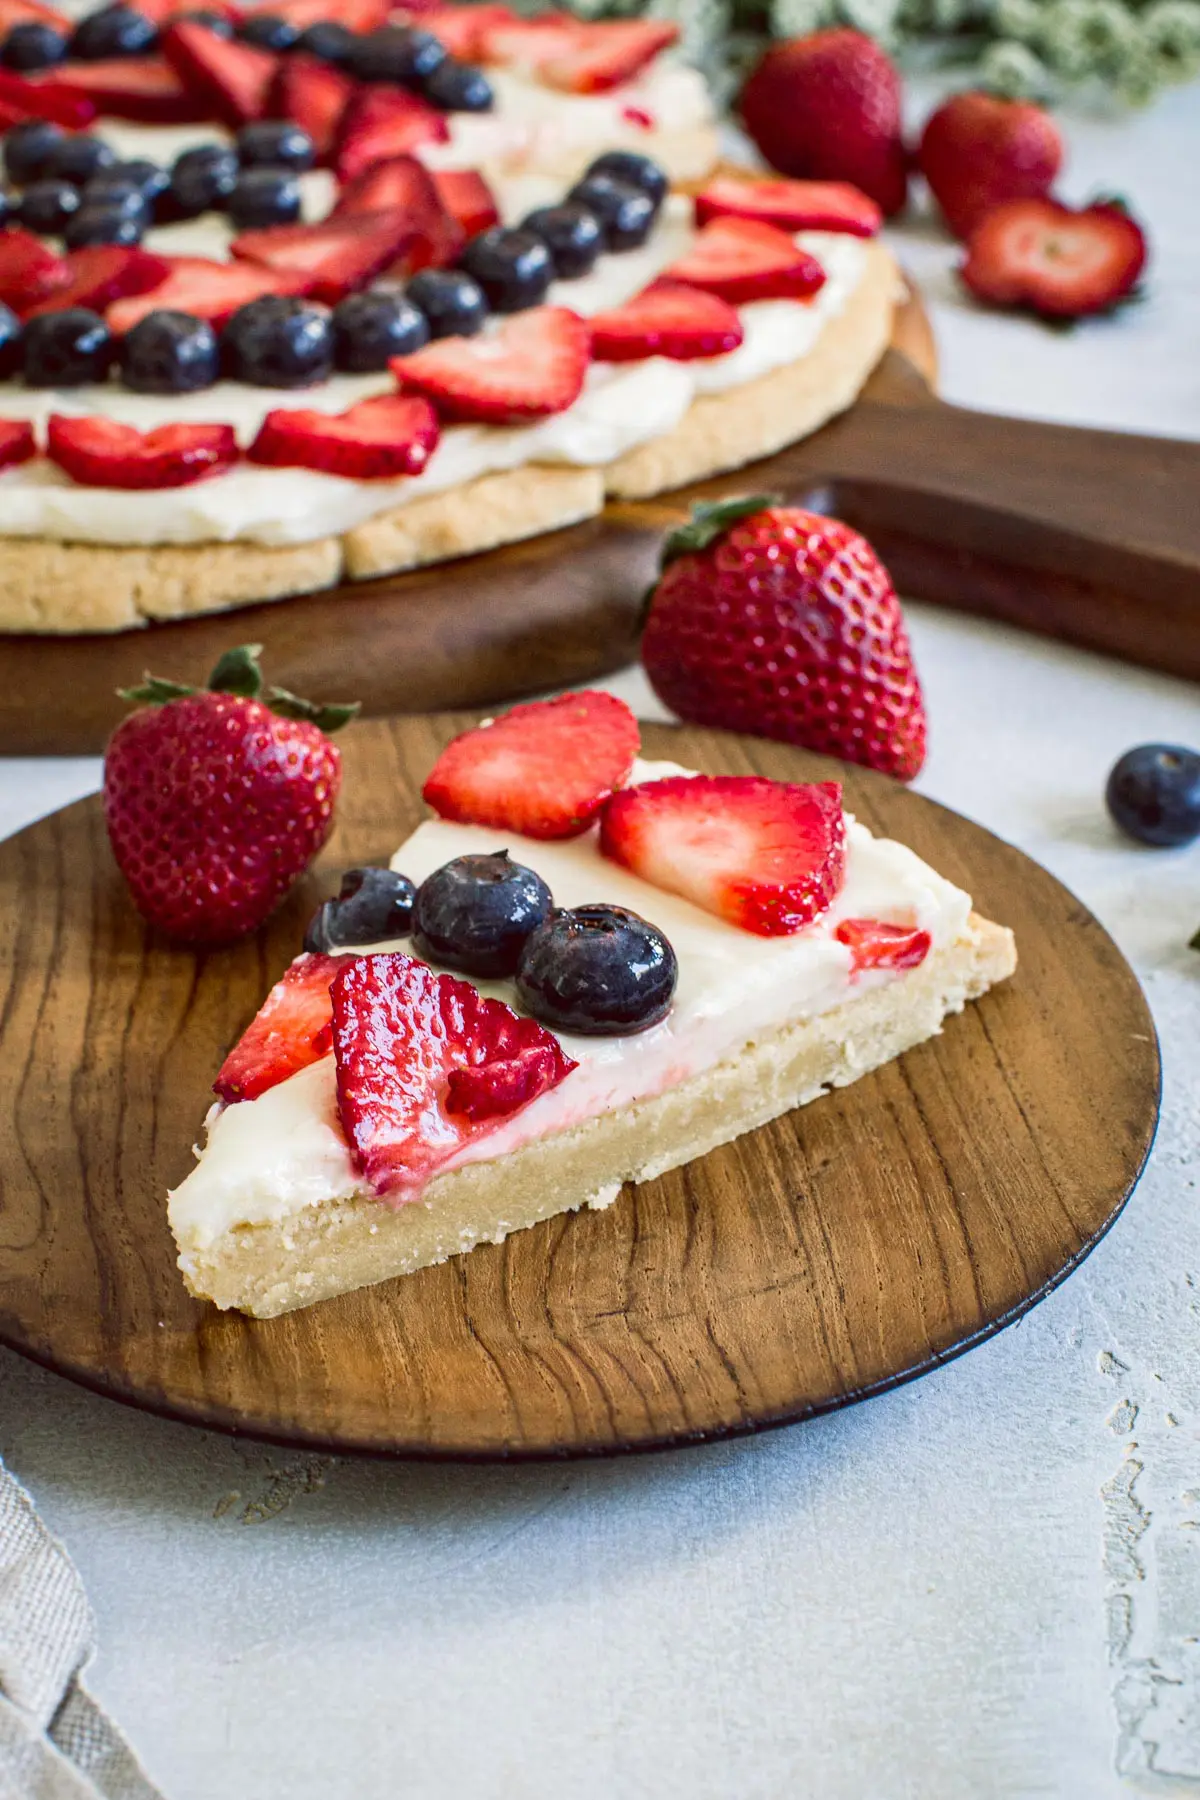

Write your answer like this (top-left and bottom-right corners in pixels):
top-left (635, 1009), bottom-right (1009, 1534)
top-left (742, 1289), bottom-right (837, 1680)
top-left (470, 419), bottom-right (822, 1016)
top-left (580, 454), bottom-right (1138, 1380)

top-left (0, 83), bottom-right (1198, 1800)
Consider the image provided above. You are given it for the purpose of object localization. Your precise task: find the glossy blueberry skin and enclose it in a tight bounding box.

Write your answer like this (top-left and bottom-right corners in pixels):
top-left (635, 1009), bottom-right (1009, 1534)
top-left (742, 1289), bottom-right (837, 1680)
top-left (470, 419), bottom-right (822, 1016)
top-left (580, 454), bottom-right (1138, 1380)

top-left (78, 175), bottom-right (150, 219)
top-left (0, 190), bottom-right (12, 230)
top-left (221, 295), bottom-right (333, 387)
top-left (4, 120), bottom-right (65, 187)
top-left (458, 226), bottom-right (552, 313)
top-left (64, 203), bottom-right (145, 247)
top-left (22, 308), bottom-right (112, 386)
top-left (228, 166), bottom-right (302, 229)
top-left (405, 267), bottom-right (487, 339)
top-left (45, 134), bottom-right (115, 186)
top-left (18, 178), bottom-right (79, 235)
top-left (0, 301), bottom-right (21, 378)
top-left (332, 289), bottom-right (429, 372)
top-left (566, 174), bottom-right (655, 251)
top-left (305, 868), bottom-right (417, 953)
top-left (174, 9), bottom-right (234, 36)
top-left (516, 905), bottom-right (678, 1036)
top-left (168, 144), bottom-right (239, 217)
top-left (422, 58), bottom-right (493, 112)
top-left (1105, 744), bottom-right (1200, 847)
top-left (584, 149), bottom-right (668, 208)
top-left (413, 853), bottom-right (553, 979)
top-left (69, 5), bottom-right (158, 60)
top-left (346, 24), bottom-right (446, 85)
top-left (522, 202), bottom-right (603, 279)
top-left (120, 309), bottom-right (220, 393)
top-left (236, 121), bottom-right (315, 172)
top-left (298, 19), bottom-right (356, 63)
top-left (236, 11), bottom-right (298, 51)
top-left (95, 158), bottom-right (169, 207)
top-left (2, 22), bottom-right (67, 70)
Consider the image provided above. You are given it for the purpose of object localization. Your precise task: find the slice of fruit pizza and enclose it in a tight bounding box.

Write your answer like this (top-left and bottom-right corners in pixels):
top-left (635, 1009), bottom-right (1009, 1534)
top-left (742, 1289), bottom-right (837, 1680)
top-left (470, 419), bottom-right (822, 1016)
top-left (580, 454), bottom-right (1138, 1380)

top-left (168, 690), bottom-right (1015, 1318)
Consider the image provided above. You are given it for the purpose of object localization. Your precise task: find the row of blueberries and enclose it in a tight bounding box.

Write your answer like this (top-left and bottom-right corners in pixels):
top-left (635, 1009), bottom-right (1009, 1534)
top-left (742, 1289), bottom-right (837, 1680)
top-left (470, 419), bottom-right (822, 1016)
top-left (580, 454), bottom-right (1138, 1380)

top-left (2, 7), bottom-right (493, 114)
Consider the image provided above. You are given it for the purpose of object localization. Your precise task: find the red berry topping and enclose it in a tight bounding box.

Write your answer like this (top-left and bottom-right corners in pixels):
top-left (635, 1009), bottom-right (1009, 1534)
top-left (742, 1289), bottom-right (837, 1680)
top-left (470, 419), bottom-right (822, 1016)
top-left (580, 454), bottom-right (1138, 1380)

top-left (48, 415), bottom-right (238, 489)
top-left (641, 498), bottom-right (927, 782)
top-left (540, 18), bottom-right (679, 93)
top-left (425, 4), bottom-right (517, 60)
top-left (330, 951), bottom-right (576, 1197)
top-left (430, 167), bottom-right (500, 239)
top-left (332, 153), bottom-right (464, 271)
top-left (269, 53), bottom-right (353, 161)
top-left (161, 20), bottom-right (278, 125)
top-left (268, 0), bottom-right (387, 28)
top-left (960, 197), bottom-right (1147, 320)
top-left (423, 691), bottom-right (640, 840)
top-left (22, 244), bottom-right (169, 319)
top-left (588, 279), bottom-right (743, 362)
top-left (334, 85), bottom-right (449, 184)
top-left (32, 56), bottom-right (205, 126)
top-left (248, 393), bottom-right (439, 480)
top-left (391, 305), bottom-right (589, 424)
top-left (231, 208), bottom-right (419, 305)
top-left (105, 255), bottom-right (312, 335)
top-left (834, 916), bottom-right (932, 972)
top-left (0, 419), bottom-right (35, 469)
top-left (694, 174), bottom-right (881, 238)
top-left (0, 227), bottom-right (68, 315)
top-left (0, 66), bottom-right (95, 125)
top-left (478, 14), bottom-right (583, 66)
top-left (213, 951), bottom-right (342, 1104)
top-left (918, 92), bottom-right (1063, 242)
top-left (662, 216), bottom-right (826, 305)
top-left (600, 773), bottom-right (846, 936)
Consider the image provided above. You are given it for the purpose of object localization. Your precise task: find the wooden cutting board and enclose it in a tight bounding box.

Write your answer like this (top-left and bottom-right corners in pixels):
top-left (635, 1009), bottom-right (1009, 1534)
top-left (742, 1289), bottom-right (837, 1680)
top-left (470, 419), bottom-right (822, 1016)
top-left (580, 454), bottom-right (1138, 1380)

top-left (0, 714), bottom-right (1159, 1459)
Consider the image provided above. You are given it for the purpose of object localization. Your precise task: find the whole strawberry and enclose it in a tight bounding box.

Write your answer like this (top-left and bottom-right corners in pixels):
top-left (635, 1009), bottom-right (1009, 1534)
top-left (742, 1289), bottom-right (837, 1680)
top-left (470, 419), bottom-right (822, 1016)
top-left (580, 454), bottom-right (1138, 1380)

top-left (104, 645), bottom-right (358, 945)
top-left (739, 29), bottom-right (907, 216)
top-left (919, 91), bottom-right (1063, 241)
top-left (640, 498), bottom-right (926, 781)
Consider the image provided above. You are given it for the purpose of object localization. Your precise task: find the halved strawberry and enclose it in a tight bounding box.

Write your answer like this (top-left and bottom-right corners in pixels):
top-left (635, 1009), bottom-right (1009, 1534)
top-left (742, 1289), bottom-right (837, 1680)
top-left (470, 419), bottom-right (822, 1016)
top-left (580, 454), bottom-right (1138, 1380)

top-left (269, 0), bottom-right (387, 26)
top-left (334, 86), bottom-right (449, 184)
top-left (960, 197), bottom-right (1147, 320)
top-left (0, 419), bottom-right (36, 469)
top-left (588, 279), bottom-right (743, 362)
top-left (834, 917), bottom-right (931, 972)
top-left (478, 12), bottom-right (581, 66)
top-left (0, 228), bottom-right (69, 315)
top-left (423, 4), bottom-right (516, 59)
top-left (663, 217), bottom-right (827, 305)
top-left (430, 167), bottom-right (499, 239)
top-left (232, 209), bottom-right (418, 305)
top-left (0, 67), bottom-right (95, 125)
top-left (23, 245), bottom-right (169, 319)
top-left (248, 394), bottom-right (440, 480)
top-left (161, 20), bottom-right (278, 125)
top-left (0, 0), bottom-right (65, 28)
top-left (32, 57), bottom-right (206, 124)
top-left (214, 952), bottom-right (342, 1105)
top-left (331, 951), bottom-right (576, 1198)
top-left (423, 691), bottom-right (640, 840)
top-left (540, 19), bottom-right (679, 94)
top-left (268, 54), bottom-right (353, 162)
top-left (599, 775), bottom-right (846, 936)
top-left (332, 154), bottom-right (463, 270)
top-left (106, 256), bottom-right (312, 335)
top-left (694, 174), bottom-right (881, 238)
top-left (391, 305), bottom-right (589, 425)
top-left (47, 415), bottom-right (238, 489)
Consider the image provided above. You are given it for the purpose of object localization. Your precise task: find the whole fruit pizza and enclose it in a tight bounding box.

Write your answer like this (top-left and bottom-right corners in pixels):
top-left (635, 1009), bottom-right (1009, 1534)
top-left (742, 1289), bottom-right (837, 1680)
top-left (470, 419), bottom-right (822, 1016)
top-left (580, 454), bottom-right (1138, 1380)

top-left (0, 0), bottom-right (901, 633)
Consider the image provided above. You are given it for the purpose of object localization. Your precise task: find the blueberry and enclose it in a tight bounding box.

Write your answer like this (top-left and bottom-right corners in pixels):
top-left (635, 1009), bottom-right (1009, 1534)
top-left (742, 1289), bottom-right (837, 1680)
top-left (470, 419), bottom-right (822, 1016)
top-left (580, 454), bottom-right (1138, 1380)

top-left (45, 134), bottom-right (115, 186)
top-left (346, 24), bottom-right (446, 85)
top-left (1105, 744), bottom-right (1200, 847)
top-left (168, 143), bottom-right (239, 217)
top-left (584, 150), bottom-right (668, 209)
top-left (228, 167), bottom-right (301, 229)
top-left (421, 58), bottom-right (493, 112)
top-left (0, 301), bottom-right (21, 377)
top-left (79, 175), bottom-right (150, 220)
top-left (332, 289), bottom-right (429, 372)
top-left (3, 119), bottom-right (63, 186)
top-left (522, 202), bottom-right (603, 279)
top-left (236, 121), bottom-right (315, 172)
top-left (69, 5), bottom-right (158, 59)
top-left (100, 157), bottom-right (170, 207)
top-left (22, 307), bottom-right (112, 386)
top-left (236, 11), bottom-right (298, 51)
top-left (18, 178), bottom-right (80, 235)
top-left (413, 853), bottom-right (553, 979)
top-left (64, 203), bottom-right (145, 247)
top-left (567, 174), bottom-right (655, 251)
top-left (405, 267), bottom-right (487, 338)
top-left (297, 19), bottom-right (356, 63)
top-left (120, 309), bottom-right (220, 393)
top-left (221, 294), bottom-right (333, 387)
top-left (458, 227), bottom-right (552, 313)
top-left (0, 189), bottom-right (12, 230)
top-left (304, 867), bottom-right (417, 953)
top-left (173, 8), bottom-right (234, 36)
top-left (516, 905), bottom-right (677, 1036)
top-left (2, 21), bottom-right (66, 70)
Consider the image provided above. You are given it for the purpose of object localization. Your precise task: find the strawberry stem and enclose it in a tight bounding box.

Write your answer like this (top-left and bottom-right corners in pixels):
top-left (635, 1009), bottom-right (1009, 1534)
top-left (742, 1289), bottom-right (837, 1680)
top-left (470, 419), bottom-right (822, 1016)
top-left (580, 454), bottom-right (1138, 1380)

top-left (207, 643), bottom-right (264, 698)
top-left (117, 674), bottom-right (195, 704)
top-left (661, 494), bottom-right (780, 568)
top-left (267, 687), bottom-right (360, 734)
top-left (117, 643), bottom-right (359, 733)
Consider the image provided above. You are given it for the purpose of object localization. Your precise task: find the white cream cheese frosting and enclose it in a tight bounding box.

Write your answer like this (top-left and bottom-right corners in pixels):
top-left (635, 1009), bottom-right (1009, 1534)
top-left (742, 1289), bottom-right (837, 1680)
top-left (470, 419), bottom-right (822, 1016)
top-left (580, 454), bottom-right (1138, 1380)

top-left (168, 761), bottom-right (971, 1252)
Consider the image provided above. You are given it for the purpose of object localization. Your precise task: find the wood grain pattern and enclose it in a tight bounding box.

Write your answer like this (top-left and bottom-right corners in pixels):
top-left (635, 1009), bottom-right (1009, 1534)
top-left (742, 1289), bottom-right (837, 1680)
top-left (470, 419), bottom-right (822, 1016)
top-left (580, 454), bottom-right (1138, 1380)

top-left (0, 715), bottom-right (1159, 1459)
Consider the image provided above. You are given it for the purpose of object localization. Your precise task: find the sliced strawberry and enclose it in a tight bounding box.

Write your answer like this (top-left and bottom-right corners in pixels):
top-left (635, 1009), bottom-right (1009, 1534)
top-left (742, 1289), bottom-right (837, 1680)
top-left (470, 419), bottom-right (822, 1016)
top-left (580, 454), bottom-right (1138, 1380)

top-left (32, 57), bottom-right (206, 125)
top-left (478, 12), bottom-right (581, 66)
top-left (694, 174), bottom-right (881, 238)
top-left (423, 691), bottom-right (640, 840)
top-left (664, 217), bottom-right (827, 305)
top-left (0, 0), bottom-right (64, 28)
top-left (0, 67), bottom-right (95, 125)
top-left (161, 20), bottom-right (278, 125)
top-left (540, 19), bottom-right (679, 94)
top-left (334, 85), bottom-right (449, 184)
top-left (430, 167), bottom-right (499, 239)
top-left (599, 775), bottom-right (847, 937)
top-left (231, 209), bottom-right (417, 305)
top-left (391, 305), bottom-right (589, 425)
top-left (106, 256), bottom-right (311, 335)
top-left (23, 245), bottom-right (169, 320)
top-left (331, 951), bottom-right (576, 1198)
top-left (0, 419), bottom-right (36, 470)
top-left (47, 414), bottom-right (238, 490)
top-left (332, 154), bottom-right (463, 271)
top-left (423, 4), bottom-right (516, 59)
top-left (589, 279), bottom-right (743, 362)
top-left (834, 917), bottom-right (931, 972)
top-left (269, 54), bottom-right (353, 163)
top-left (269, 0), bottom-right (386, 26)
top-left (960, 197), bottom-right (1147, 320)
top-left (214, 952), bottom-right (342, 1105)
top-left (248, 394), bottom-right (439, 480)
top-left (0, 228), bottom-right (69, 315)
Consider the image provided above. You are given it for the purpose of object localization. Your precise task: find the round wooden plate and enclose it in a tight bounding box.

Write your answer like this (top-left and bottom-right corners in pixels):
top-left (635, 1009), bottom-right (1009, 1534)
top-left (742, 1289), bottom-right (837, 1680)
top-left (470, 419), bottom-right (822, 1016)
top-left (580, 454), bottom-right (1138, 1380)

top-left (0, 715), bottom-right (1159, 1459)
